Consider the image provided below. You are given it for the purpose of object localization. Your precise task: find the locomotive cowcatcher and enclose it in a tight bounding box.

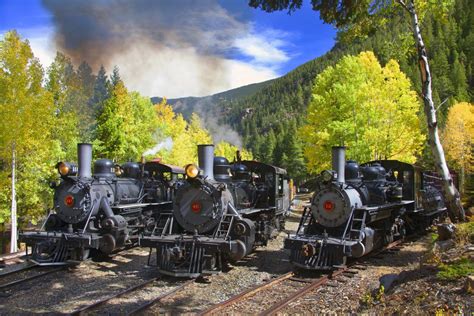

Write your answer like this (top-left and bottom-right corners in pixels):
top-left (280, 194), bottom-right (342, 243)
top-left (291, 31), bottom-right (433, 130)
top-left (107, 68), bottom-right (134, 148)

top-left (140, 144), bottom-right (291, 278)
top-left (20, 143), bottom-right (184, 265)
top-left (285, 146), bottom-right (446, 270)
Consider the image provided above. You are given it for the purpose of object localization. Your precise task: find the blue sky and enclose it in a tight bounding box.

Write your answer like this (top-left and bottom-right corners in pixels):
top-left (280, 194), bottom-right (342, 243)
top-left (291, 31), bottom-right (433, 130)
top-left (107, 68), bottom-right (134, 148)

top-left (0, 0), bottom-right (336, 97)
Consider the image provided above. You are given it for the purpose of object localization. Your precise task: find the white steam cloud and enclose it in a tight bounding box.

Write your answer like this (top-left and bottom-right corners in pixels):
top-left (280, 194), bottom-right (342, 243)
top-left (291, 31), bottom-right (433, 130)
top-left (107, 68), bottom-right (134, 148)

top-left (143, 137), bottom-right (173, 156)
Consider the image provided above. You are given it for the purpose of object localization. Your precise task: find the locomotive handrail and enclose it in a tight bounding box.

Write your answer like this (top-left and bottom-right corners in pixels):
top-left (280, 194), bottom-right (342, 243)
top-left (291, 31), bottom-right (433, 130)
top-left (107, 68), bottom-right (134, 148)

top-left (40, 212), bottom-right (53, 231)
top-left (341, 206), bottom-right (356, 244)
top-left (82, 200), bottom-right (97, 234)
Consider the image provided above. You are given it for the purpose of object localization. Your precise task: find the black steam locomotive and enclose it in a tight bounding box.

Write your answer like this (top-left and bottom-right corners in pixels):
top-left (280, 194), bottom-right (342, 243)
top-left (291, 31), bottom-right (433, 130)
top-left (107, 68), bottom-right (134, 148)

top-left (140, 144), bottom-right (291, 277)
top-left (285, 146), bottom-right (446, 270)
top-left (20, 143), bottom-right (184, 265)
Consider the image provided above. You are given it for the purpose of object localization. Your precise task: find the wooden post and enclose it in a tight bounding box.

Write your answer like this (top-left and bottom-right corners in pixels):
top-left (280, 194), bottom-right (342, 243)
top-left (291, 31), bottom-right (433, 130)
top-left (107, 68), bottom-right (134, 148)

top-left (10, 143), bottom-right (18, 253)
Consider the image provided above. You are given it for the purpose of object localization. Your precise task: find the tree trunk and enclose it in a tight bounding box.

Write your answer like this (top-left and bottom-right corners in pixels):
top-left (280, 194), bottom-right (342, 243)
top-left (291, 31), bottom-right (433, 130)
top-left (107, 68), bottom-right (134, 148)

top-left (10, 143), bottom-right (18, 253)
top-left (406, 1), bottom-right (465, 221)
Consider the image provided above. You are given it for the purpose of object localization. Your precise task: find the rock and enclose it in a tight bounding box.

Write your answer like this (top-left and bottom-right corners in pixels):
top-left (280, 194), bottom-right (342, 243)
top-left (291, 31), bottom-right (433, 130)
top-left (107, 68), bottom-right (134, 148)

top-left (437, 223), bottom-right (456, 241)
top-left (464, 276), bottom-right (474, 294)
top-left (433, 239), bottom-right (455, 252)
top-left (379, 273), bottom-right (399, 292)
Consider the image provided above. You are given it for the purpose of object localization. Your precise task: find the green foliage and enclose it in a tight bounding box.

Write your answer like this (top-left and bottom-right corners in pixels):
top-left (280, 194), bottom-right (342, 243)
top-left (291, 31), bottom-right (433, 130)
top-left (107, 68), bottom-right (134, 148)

top-left (455, 221), bottom-right (474, 244)
top-left (300, 51), bottom-right (424, 173)
top-left (95, 81), bottom-right (157, 162)
top-left (215, 141), bottom-right (253, 162)
top-left (150, 100), bottom-right (253, 167)
top-left (0, 31), bottom-right (58, 224)
top-left (231, 0), bottom-right (474, 175)
top-left (437, 257), bottom-right (474, 280)
top-left (89, 65), bottom-right (110, 116)
top-left (150, 100), bottom-right (212, 167)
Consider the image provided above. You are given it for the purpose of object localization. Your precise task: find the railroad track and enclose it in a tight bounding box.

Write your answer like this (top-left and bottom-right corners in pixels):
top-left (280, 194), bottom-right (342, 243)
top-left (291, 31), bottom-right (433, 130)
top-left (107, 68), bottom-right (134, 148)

top-left (200, 239), bottom-right (406, 315)
top-left (198, 269), bottom-right (346, 315)
top-left (0, 266), bottom-right (66, 292)
top-left (70, 277), bottom-right (194, 315)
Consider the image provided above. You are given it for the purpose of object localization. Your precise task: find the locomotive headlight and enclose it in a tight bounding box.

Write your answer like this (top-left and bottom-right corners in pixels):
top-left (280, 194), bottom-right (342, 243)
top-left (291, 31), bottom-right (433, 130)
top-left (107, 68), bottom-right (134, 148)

top-left (58, 162), bottom-right (69, 176)
top-left (185, 164), bottom-right (199, 179)
top-left (57, 162), bottom-right (77, 177)
top-left (321, 170), bottom-right (334, 182)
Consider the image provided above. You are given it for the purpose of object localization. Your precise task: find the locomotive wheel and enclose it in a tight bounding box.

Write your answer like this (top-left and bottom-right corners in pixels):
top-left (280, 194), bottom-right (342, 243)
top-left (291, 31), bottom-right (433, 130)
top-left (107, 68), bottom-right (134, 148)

top-left (73, 247), bottom-right (90, 261)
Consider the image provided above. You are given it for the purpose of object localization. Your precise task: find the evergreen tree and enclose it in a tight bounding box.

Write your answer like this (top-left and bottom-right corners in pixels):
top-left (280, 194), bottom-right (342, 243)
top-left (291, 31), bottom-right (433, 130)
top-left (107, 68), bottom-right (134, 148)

top-left (111, 65), bottom-right (121, 88)
top-left (95, 80), bottom-right (131, 161)
top-left (89, 65), bottom-right (110, 116)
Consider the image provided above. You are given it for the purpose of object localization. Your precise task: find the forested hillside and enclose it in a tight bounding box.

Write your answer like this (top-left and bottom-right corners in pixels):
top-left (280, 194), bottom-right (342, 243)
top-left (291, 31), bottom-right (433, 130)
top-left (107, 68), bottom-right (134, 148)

top-left (223, 0), bottom-right (473, 181)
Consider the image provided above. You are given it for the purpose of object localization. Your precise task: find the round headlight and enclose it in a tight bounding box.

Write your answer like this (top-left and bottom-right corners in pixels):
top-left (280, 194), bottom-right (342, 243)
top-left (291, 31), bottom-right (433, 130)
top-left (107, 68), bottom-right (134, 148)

top-left (185, 164), bottom-right (199, 178)
top-left (58, 162), bottom-right (70, 176)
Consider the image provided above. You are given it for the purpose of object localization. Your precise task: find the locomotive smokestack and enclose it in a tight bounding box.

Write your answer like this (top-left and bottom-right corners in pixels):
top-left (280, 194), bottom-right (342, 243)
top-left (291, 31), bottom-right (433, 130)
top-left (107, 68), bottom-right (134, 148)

top-left (332, 146), bottom-right (346, 183)
top-left (78, 143), bottom-right (92, 178)
top-left (198, 144), bottom-right (214, 181)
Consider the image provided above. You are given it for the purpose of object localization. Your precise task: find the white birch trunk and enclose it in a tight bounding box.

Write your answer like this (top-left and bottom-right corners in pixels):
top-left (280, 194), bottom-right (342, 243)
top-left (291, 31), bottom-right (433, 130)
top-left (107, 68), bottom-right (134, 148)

top-left (10, 143), bottom-right (18, 253)
top-left (406, 1), bottom-right (465, 221)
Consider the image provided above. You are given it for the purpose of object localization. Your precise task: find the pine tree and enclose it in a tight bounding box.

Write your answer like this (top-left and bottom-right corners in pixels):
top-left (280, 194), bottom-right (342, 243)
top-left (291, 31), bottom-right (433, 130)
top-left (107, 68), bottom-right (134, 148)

top-left (111, 65), bottom-right (121, 87)
top-left (89, 65), bottom-right (110, 116)
top-left (95, 80), bottom-right (131, 161)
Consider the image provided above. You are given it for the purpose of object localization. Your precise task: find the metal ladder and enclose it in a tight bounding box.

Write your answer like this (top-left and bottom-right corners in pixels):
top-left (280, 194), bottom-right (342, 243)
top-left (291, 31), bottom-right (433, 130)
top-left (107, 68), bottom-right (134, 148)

top-left (152, 213), bottom-right (173, 236)
top-left (213, 214), bottom-right (235, 239)
top-left (348, 208), bottom-right (367, 240)
top-left (296, 206), bottom-right (313, 235)
top-left (341, 207), bottom-right (366, 255)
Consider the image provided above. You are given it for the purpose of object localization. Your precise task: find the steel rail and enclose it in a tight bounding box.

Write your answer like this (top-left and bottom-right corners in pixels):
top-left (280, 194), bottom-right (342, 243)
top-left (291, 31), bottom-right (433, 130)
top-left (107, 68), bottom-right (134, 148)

top-left (126, 279), bottom-right (195, 315)
top-left (260, 239), bottom-right (406, 315)
top-left (0, 262), bottom-right (38, 278)
top-left (261, 268), bottom-right (346, 315)
top-left (0, 266), bottom-right (65, 291)
top-left (70, 277), bottom-right (160, 316)
top-left (200, 238), bottom-right (407, 315)
top-left (198, 272), bottom-right (294, 315)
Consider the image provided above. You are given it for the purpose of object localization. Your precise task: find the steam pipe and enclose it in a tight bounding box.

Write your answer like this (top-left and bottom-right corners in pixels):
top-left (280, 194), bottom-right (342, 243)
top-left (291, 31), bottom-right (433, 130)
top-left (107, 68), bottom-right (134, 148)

top-left (332, 146), bottom-right (346, 183)
top-left (198, 144), bottom-right (214, 181)
top-left (78, 143), bottom-right (92, 178)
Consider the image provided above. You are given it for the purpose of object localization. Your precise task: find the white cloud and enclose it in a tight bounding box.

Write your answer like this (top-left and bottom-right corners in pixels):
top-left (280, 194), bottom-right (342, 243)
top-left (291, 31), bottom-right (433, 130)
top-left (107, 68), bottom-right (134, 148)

top-left (233, 29), bottom-right (291, 66)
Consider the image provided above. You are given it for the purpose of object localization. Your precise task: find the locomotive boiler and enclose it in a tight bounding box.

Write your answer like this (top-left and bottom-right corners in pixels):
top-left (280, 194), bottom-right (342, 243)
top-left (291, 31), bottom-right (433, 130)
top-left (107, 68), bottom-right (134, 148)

top-left (140, 144), bottom-right (290, 278)
top-left (285, 146), bottom-right (446, 269)
top-left (20, 143), bottom-right (184, 265)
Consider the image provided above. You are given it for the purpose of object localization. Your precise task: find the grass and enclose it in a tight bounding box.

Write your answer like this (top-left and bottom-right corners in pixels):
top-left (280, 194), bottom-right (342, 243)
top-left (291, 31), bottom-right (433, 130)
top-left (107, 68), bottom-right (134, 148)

top-left (455, 220), bottom-right (474, 244)
top-left (437, 257), bottom-right (474, 280)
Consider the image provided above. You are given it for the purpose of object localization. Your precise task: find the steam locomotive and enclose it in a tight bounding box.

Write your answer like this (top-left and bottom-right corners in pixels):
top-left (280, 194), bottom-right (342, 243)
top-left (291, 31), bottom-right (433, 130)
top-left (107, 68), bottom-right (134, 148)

top-left (140, 144), bottom-right (290, 277)
top-left (20, 143), bottom-right (184, 265)
top-left (285, 146), bottom-right (446, 269)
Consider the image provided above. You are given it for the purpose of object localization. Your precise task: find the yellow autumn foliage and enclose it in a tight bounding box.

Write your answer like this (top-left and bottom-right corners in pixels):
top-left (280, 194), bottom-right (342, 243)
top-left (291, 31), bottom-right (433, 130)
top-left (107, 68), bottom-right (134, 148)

top-left (442, 102), bottom-right (474, 174)
top-left (300, 51), bottom-right (425, 174)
